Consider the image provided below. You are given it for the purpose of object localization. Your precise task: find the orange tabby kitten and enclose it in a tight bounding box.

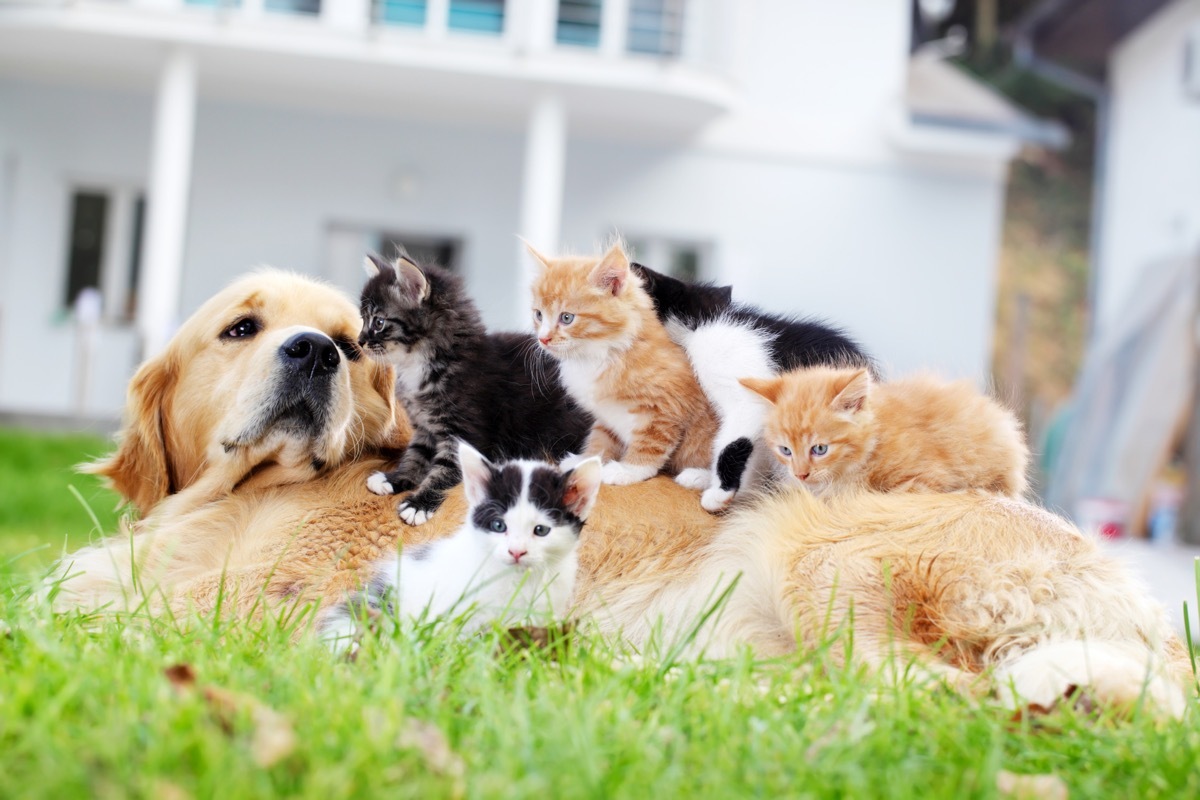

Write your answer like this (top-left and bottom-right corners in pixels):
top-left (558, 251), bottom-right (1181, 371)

top-left (740, 366), bottom-right (1028, 497)
top-left (528, 242), bottom-right (716, 486)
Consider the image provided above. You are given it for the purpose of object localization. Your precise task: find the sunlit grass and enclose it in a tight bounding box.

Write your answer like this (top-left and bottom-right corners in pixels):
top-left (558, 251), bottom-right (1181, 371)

top-left (2, 428), bottom-right (1199, 797)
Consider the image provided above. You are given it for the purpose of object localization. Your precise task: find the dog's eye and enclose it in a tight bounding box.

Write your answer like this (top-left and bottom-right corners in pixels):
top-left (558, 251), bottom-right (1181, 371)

top-left (222, 318), bottom-right (259, 340)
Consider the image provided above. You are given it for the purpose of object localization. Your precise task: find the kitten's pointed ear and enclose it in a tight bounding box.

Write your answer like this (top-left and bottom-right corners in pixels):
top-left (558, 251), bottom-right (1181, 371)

top-left (520, 237), bottom-right (552, 271)
top-left (717, 285), bottom-right (733, 305)
top-left (739, 376), bottom-right (782, 405)
top-left (457, 440), bottom-right (493, 507)
top-left (394, 256), bottom-right (431, 303)
top-left (832, 369), bottom-right (871, 413)
top-left (589, 244), bottom-right (631, 296)
top-left (562, 456), bottom-right (603, 522)
top-left (363, 253), bottom-right (393, 279)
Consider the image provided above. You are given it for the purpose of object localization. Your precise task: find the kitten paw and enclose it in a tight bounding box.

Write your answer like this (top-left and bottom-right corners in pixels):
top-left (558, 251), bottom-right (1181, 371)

top-left (558, 453), bottom-right (587, 470)
top-left (601, 461), bottom-right (658, 486)
top-left (398, 502), bottom-right (434, 526)
top-left (674, 468), bottom-right (712, 490)
top-left (367, 472), bottom-right (395, 495)
top-left (701, 486), bottom-right (736, 513)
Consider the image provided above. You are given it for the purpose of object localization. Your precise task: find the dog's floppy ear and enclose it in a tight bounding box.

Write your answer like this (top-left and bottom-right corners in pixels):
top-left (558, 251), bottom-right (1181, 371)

top-left (82, 349), bottom-right (179, 516)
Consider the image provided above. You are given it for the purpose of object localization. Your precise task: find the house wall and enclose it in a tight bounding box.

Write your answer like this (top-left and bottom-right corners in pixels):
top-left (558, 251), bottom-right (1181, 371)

top-left (0, 68), bottom-right (1007, 418)
top-left (1096, 0), bottom-right (1200, 332)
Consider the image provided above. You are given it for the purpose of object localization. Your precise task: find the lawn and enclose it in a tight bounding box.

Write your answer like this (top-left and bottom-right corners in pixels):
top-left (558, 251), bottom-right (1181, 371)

top-left (2, 428), bottom-right (1199, 798)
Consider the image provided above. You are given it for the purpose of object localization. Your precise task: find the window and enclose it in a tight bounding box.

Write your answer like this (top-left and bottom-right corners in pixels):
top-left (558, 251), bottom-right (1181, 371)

top-left (62, 187), bottom-right (145, 323)
top-left (627, 0), bottom-right (684, 57)
top-left (448, 0), bottom-right (505, 34)
top-left (557, 0), bottom-right (601, 47)
top-left (625, 236), bottom-right (708, 282)
top-left (324, 223), bottom-right (462, 297)
top-left (376, 0), bottom-right (427, 26)
top-left (264, 0), bottom-right (321, 14)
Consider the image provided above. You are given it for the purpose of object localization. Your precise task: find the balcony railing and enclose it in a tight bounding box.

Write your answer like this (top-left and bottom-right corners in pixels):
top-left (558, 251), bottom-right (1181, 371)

top-left (171, 0), bottom-right (692, 59)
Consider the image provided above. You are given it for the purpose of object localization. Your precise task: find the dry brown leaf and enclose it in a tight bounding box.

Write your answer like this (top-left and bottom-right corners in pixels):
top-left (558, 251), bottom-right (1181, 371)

top-left (164, 664), bottom-right (297, 767)
top-left (149, 779), bottom-right (192, 800)
top-left (398, 719), bottom-right (465, 782)
top-left (997, 770), bottom-right (1069, 800)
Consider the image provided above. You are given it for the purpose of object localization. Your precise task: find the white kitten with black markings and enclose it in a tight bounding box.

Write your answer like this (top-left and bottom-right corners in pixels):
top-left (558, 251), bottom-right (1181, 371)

top-left (320, 441), bottom-right (602, 651)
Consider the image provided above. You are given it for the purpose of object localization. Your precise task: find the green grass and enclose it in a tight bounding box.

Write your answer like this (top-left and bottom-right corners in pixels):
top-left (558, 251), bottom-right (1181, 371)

top-left (2, 429), bottom-right (1200, 798)
top-left (0, 426), bottom-right (123, 578)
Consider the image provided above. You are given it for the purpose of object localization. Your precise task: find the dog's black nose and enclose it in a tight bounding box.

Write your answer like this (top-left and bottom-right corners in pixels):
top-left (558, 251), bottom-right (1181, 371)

top-left (280, 332), bottom-right (340, 376)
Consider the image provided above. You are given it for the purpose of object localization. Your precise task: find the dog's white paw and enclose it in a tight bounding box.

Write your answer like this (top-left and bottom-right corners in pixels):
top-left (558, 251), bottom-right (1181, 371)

top-left (559, 452), bottom-right (587, 470)
top-left (398, 502), bottom-right (433, 526)
top-left (701, 486), bottom-right (736, 513)
top-left (674, 468), bottom-right (712, 490)
top-left (367, 472), bottom-right (395, 496)
top-left (601, 461), bottom-right (657, 486)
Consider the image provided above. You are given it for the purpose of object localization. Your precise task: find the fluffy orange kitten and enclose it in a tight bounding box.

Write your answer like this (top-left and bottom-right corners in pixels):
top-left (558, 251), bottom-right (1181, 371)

top-left (528, 242), bottom-right (716, 486)
top-left (741, 367), bottom-right (1028, 497)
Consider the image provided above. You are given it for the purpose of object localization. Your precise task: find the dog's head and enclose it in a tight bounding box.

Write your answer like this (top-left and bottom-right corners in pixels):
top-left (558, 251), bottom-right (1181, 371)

top-left (90, 270), bottom-right (405, 515)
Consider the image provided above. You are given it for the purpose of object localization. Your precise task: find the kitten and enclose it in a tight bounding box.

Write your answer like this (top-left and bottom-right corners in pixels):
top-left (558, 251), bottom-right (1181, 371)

top-left (320, 442), bottom-right (602, 650)
top-left (630, 262), bottom-right (733, 323)
top-left (646, 267), bottom-right (875, 512)
top-left (528, 243), bottom-right (717, 486)
top-left (741, 366), bottom-right (1029, 497)
top-left (359, 252), bottom-right (590, 525)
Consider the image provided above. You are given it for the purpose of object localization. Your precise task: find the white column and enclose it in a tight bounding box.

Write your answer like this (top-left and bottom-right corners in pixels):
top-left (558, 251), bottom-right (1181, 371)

top-left (139, 48), bottom-right (197, 358)
top-left (600, 0), bottom-right (629, 57)
top-left (517, 95), bottom-right (567, 313)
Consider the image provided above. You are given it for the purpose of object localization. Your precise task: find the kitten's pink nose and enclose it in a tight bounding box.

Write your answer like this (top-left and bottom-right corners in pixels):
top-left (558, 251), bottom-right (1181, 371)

top-left (538, 337), bottom-right (551, 346)
top-left (796, 472), bottom-right (810, 481)
top-left (509, 548), bottom-right (527, 563)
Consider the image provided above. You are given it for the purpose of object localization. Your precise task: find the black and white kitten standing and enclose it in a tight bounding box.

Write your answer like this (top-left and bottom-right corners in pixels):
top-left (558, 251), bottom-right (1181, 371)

top-left (319, 441), bottom-right (602, 651)
top-left (358, 253), bottom-right (591, 525)
top-left (633, 264), bottom-right (876, 512)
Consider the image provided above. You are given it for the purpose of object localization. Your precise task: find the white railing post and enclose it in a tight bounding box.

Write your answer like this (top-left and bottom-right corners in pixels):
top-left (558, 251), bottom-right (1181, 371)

top-left (427, 0), bottom-right (450, 38)
top-left (600, 0), bottom-right (629, 57)
top-left (138, 48), bottom-right (197, 358)
top-left (323, 0), bottom-right (371, 33)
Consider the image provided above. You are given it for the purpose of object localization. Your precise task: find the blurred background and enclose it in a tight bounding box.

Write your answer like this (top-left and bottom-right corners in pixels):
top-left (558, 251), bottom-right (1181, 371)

top-left (0, 0), bottom-right (1198, 616)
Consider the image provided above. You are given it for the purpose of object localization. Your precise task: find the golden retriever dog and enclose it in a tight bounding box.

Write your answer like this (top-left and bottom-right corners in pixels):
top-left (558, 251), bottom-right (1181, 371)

top-left (49, 272), bottom-right (1193, 719)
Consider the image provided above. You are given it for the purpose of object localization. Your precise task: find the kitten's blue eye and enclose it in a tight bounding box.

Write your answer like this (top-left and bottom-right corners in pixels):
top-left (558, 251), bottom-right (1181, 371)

top-left (534, 309), bottom-right (543, 322)
top-left (489, 519), bottom-right (507, 533)
top-left (533, 524), bottom-right (550, 537)
top-left (371, 317), bottom-right (385, 333)
top-left (811, 444), bottom-right (829, 457)
top-left (778, 445), bottom-right (792, 458)
top-left (559, 312), bottom-right (575, 325)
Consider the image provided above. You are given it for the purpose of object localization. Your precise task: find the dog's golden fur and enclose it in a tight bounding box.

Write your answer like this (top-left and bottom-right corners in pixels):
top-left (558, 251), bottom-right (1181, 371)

top-left (50, 272), bottom-right (1192, 718)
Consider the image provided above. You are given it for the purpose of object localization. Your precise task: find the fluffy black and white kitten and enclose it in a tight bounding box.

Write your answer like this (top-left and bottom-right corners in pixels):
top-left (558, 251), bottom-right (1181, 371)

top-left (358, 253), bottom-right (591, 525)
top-left (319, 441), bottom-right (601, 651)
top-left (633, 264), bottom-right (876, 512)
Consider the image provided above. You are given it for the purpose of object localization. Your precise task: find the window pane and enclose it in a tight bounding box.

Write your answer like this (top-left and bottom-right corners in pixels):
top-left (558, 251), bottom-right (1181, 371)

top-left (265, 0), bottom-right (321, 15)
top-left (377, 0), bottom-right (427, 26)
top-left (379, 234), bottom-right (462, 272)
top-left (628, 0), bottom-right (683, 56)
top-left (557, 0), bottom-right (601, 47)
top-left (448, 0), bottom-right (505, 34)
top-left (670, 246), bottom-right (700, 282)
top-left (63, 191), bottom-right (108, 309)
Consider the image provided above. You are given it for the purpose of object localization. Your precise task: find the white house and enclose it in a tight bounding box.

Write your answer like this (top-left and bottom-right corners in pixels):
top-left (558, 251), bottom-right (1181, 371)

top-left (0, 0), bottom-right (1049, 418)
top-left (1020, 0), bottom-right (1200, 536)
